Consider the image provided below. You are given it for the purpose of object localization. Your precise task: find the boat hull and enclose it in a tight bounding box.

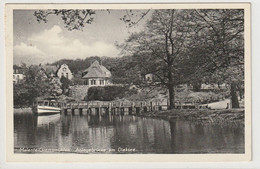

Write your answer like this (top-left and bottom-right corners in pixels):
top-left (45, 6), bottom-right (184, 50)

top-left (34, 106), bottom-right (61, 115)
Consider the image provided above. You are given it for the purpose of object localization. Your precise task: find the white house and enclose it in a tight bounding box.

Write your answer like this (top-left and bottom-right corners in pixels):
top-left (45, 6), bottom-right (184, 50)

top-left (13, 67), bottom-right (25, 83)
top-left (56, 64), bottom-right (73, 80)
top-left (145, 73), bottom-right (153, 82)
top-left (82, 60), bottom-right (111, 86)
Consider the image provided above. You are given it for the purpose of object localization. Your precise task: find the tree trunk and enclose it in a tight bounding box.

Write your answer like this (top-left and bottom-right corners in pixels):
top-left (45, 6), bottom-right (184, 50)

top-left (168, 84), bottom-right (175, 109)
top-left (230, 82), bottom-right (239, 108)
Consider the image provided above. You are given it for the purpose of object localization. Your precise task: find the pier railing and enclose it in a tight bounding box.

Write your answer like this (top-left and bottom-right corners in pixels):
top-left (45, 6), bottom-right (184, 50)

top-left (62, 100), bottom-right (200, 111)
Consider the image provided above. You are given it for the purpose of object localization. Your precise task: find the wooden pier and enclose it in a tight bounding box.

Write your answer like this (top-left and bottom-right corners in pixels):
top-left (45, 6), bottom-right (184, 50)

top-left (61, 100), bottom-right (199, 116)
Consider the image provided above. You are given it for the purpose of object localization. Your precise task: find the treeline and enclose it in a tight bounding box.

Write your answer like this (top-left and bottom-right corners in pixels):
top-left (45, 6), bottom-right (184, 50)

top-left (51, 55), bottom-right (143, 85)
top-left (13, 65), bottom-right (71, 107)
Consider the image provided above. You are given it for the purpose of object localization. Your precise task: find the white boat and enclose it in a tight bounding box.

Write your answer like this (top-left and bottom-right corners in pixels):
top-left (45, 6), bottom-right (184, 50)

top-left (33, 98), bottom-right (62, 115)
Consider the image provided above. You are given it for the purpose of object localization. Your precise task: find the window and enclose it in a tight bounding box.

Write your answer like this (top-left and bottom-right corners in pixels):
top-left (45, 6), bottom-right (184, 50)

top-left (63, 67), bottom-right (67, 72)
top-left (44, 101), bottom-right (49, 106)
top-left (13, 75), bottom-right (15, 79)
top-left (61, 73), bottom-right (64, 77)
top-left (66, 73), bottom-right (69, 78)
top-left (90, 79), bottom-right (96, 85)
top-left (38, 101), bottom-right (44, 106)
top-left (100, 80), bottom-right (104, 85)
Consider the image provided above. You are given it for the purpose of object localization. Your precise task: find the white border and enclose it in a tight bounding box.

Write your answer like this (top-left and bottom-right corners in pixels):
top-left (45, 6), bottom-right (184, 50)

top-left (1, 0), bottom-right (259, 168)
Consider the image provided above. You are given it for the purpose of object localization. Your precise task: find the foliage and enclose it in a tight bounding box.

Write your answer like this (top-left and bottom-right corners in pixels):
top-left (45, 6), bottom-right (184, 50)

top-left (186, 9), bottom-right (244, 107)
top-left (120, 9), bottom-right (244, 109)
top-left (13, 65), bottom-right (63, 107)
top-left (60, 76), bottom-right (72, 95)
top-left (121, 10), bottom-right (196, 109)
top-left (34, 9), bottom-right (150, 31)
top-left (34, 9), bottom-right (96, 31)
top-left (85, 86), bottom-right (137, 101)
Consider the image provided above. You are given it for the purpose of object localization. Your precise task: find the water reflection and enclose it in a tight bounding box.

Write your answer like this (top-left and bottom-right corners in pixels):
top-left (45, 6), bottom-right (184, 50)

top-left (14, 113), bottom-right (244, 154)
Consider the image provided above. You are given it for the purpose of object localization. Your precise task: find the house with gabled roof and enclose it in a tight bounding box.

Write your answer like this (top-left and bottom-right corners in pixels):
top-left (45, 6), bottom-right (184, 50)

top-left (82, 60), bottom-right (111, 86)
top-left (40, 64), bottom-right (73, 80)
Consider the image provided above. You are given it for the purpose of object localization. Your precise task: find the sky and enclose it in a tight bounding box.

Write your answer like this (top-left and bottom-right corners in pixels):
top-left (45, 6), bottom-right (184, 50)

top-left (13, 10), bottom-right (151, 65)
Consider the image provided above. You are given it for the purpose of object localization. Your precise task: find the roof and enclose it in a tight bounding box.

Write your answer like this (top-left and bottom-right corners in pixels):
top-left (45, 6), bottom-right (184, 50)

top-left (41, 65), bottom-right (58, 74)
top-left (82, 60), bottom-right (111, 79)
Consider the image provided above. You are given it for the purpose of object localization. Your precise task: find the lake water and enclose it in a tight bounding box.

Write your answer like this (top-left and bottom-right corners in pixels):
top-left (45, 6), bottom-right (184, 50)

top-left (14, 113), bottom-right (244, 154)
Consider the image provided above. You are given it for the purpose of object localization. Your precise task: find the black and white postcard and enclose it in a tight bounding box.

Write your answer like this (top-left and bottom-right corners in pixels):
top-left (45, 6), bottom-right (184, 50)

top-left (5, 3), bottom-right (251, 162)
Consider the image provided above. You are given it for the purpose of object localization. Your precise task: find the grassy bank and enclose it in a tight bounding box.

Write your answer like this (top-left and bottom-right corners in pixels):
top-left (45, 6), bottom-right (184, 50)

top-left (14, 107), bottom-right (32, 114)
top-left (138, 109), bottom-right (244, 127)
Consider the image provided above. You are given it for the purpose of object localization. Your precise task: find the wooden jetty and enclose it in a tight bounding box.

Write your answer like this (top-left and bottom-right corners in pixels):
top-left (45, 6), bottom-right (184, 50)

top-left (60, 100), bottom-right (199, 116)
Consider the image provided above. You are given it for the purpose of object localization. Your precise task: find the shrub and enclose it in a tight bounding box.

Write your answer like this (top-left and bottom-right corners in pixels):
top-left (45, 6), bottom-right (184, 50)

top-left (85, 85), bottom-right (136, 101)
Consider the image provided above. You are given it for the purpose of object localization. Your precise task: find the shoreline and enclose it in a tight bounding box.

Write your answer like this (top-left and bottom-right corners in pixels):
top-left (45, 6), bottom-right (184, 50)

top-left (14, 107), bottom-right (32, 114)
top-left (137, 108), bottom-right (244, 126)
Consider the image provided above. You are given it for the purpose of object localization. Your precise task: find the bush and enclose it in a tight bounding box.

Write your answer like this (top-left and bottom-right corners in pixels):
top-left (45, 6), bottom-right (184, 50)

top-left (85, 85), bottom-right (137, 101)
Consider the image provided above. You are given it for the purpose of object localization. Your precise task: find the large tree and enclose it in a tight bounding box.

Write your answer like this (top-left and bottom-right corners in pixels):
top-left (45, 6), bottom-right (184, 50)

top-left (121, 10), bottom-right (194, 109)
top-left (186, 9), bottom-right (244, 108)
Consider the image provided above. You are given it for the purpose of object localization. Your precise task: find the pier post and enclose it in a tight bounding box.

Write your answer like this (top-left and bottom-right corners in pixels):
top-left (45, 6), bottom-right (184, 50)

top-left (87, 108), bottom-right (91, 115)
top-left (64, 109), bottom-right (68, 115)
top-left (95, 107), bottom-right (100, 116)
top-left (120, 107), bottom-right (124, 115)
top-left (90, 108), bottom-right (96, 116)
top-left (144, 106), bottom-right (147, 113)
top-left (159, 106), bottom-right (162, 111)
top-left (108, 103), bottom-right (112, 115)
top-left (105, 107), bottom-right (109, 116)
top-left (140, 102), bottom-right (144, 113)
top-left (150, 102), bottom-right (153, 111)
top-left (115, 107), bottom-right (119, 115)
top-left (129, 107), bottom-right (132, 115)
top-left (79, 108), bottom-right (83, 116)
top-left (71, 109), bottom-right (75, 115)
top-left (136, 107), bottom-right (140, 115)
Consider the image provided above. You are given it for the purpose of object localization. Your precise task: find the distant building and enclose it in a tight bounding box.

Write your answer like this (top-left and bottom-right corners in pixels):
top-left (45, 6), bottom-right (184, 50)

top-left (57, 64), bottom-right (73, 80)
top-left (200, 83), bottom-right (228, 90)
top-left (82, 60), bottom-right (111, 86)
top-left (13, 66), bottom-right (26, 83)
top-left (144, 73), bottom-right (153, 82)
top-left (40, 64), bottom-right (73, 80)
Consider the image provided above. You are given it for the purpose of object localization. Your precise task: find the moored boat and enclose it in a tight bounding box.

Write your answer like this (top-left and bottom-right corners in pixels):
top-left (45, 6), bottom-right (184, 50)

top-left (33, 98), bottom-right (62, 115)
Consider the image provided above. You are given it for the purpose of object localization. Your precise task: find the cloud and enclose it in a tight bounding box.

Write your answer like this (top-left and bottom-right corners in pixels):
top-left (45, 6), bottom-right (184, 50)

top-left (14, 42), bottom-right (48, 65)
top-left (29, 25), bottom-right (66, 45)
top-left (48, 39), bottom-right (119, 60)
top-left (28, 25), bottom-right (119, 61)
top-left (14, 42), bottom-right (47, 58)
